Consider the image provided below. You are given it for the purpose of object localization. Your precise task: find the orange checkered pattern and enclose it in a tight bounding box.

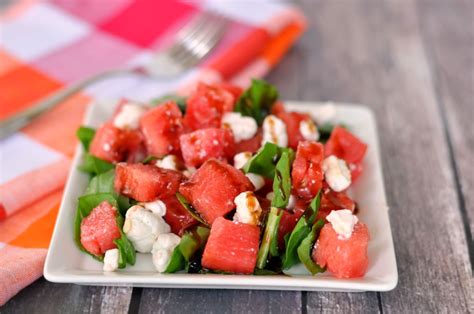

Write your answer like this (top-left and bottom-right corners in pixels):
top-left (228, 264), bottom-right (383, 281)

top-left (0, 0), bottom-right (306, 305)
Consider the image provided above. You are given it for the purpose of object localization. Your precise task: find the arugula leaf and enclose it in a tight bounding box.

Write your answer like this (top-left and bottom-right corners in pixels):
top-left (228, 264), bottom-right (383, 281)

top-left (256, 207), bottom-right (282, 269)
top-left (243, 142), bottom-right (294, 179)
top-left (76, 126), bottom-right (95, 151)
top-left (234, 79), bottom-right (278, 125)
top-left (282, 190), bottom-right (322, 269)
top-left (165, 226), bottom-right (210, 273)
top-left (151, 94), bottom-right (187, 113)
top-left (176, 193), bottom-right (209, 227)
top-left (78, 153), bottom-right (114, 175)
top-left (271, 151), bottom-right (292, 208)
top-left (297, 219), bottom-right (325, 275)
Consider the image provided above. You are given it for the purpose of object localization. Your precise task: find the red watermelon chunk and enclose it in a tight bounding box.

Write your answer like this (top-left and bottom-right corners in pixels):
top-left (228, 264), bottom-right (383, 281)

top-left (179, 128), bottom-right (235, 168)
top-left (291, 141), bottom-right (324, 200)
top-left (202, 217), bottom-right (260, 274)
top-left (184, 83), bottom-right (235, 130)
top-left (313, 221), bottom-right (370, 278)
top-left (162, 195), bottom-right (198, 235)
top-left (140, 101), bottom-right (185, 157)
top-left (114, 163), bottom-right (184, 202)
top-left (179, 159), bottom-right (254, 224)
top-left (276, 111), bottom-right (312, 149)
top-left (317, 187), bottom-right (356, 221)
top-left (235, 129), bottom-right (262, 154)
top-left (80, 201), bottom-right (121, 256)
top-left (90, 122), bottom-right (144, 163)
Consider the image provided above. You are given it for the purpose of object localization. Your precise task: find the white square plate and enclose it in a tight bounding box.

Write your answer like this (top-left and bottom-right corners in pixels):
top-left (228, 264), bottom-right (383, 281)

top-left (44, 101), bottom-right (398, 292)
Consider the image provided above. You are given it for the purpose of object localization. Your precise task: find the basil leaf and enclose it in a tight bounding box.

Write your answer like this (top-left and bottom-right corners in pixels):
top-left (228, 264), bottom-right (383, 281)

top-left (142, 155), bottom-right (159, 164)
top-left (165, 226), bottom-right (210, 273)
top-left (318, 123), bottom-right (348, 143)
top-left (271, 151), bottom-right (292, 208)
top-left (151, 94), bottom-right (187, 113)
top-left (234, 79), bottom-right (278, 125)
top-left (84, 169), bottom-right (130, 215)
top-left (176, 193), bottom-right (209, 227)
top-left (74, 194), bottom-right (118, 260)
top-left (243, 142), bottom-right (294, 179)
top-left (76, 126), bottom-right (95, 151)
top-left (114, 214), bottom-right (136, 268)
top-left (297, 219), bottom-right (325, 275)
top-left (257, 207), bottom-right (282, 269)
top-left (78, 153), bottom-right (114, 175)
top-left (282, 189), bottom-right (322, 269)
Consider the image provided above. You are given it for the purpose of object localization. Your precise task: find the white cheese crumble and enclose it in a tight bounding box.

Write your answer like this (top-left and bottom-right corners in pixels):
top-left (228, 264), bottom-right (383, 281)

top-left (234, 151), bottom-right (252, 169)
top-left (142, 200), bottom-right (167, 217)
top-left (266, 192), bottom-right (275, 201)
top-left (182, 167), bottom-right (196, 178)
top-left (103, 248), bottom-right (119, 272)
top-left (322, 155), bottom-right (352, 192)
top-left (113, 102), bottom-right (146, 130)
top-left (221, 112), bottom-right (258, 142)
top-left (311, 103), bottom-right (336, 125)
top-left (233, 191), bottom-right (262, 226)
top-left (326, 209), bottom-right (358, 240)
top-left (156, 155), bottom-right (179, 171)
top-left (262, 115), bottom-right (288, 147)
top-left (245, 173), bottom-right (265, 191)
top-left (151, 233), bottom-right (181, 272)
top-left (286, 194), bottom-right (296, 210)
top-left (123, 205), bottom-right (170, 253)
top-left (299, 118), bottom-right (320, 141)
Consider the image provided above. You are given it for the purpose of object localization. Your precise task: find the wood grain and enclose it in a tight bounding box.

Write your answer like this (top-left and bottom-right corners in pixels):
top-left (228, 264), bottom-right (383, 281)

top-left (0, 279), bottom-right (132, 314)
top-left (294, 0), bottom-right (473, 312)
top-left (416, 0), bottom-right (474, 266)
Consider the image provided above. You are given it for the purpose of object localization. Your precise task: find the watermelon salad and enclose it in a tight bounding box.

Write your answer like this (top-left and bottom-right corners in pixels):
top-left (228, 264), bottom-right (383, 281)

top-left (74, 79), bottom-right (370, 279)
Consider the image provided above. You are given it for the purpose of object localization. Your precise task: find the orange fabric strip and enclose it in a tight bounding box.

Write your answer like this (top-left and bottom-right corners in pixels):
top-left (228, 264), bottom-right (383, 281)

top-left (261, 22), bottom-right (305, 66)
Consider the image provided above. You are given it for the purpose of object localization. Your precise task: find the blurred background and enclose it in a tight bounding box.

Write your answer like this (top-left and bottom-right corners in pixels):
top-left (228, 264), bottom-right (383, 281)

top-left (0, 0), bottom-right (472, 312)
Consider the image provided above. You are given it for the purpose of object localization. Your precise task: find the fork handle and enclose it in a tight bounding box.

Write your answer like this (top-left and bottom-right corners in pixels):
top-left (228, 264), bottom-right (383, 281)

top-left (0, 68), bottom-right (137, 140)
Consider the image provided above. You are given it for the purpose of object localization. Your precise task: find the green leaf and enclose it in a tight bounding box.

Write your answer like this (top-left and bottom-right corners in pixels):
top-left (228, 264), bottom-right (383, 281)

top-left (271, 151), bottom-right (292, 208)
top-left (282, 218), bottom-right (310, 269)
top-left (76, 126), bottom-right (95, 151)
top-left (114, 214), bottom-right (136, 268)
top-left (142, 155), bottom-right (159, 164)
top-left (164, 226), bottom-right (210, 273)
top-left (234, 79), bottom-right (278, 125)
top-left (297, 219), bottom-right (326, 275)
top-left (74, 193), bottom-right (118, 260)
top-left (257, 207), bottom-right (282, 269)
top-left (282, 189), bottom-right (322, 269)
top-left (151, 94), bottom-right (187, 113)
top-left (84, 169), bottom-right (131, 215)
top-left (242, 142), bottom-right (294, 179)
top-left (78, 153), bottom-right (114, 175)
top-left (176, 193), bottom-right (209, 227)
top-left (318, 123), bottom-right (348, 143)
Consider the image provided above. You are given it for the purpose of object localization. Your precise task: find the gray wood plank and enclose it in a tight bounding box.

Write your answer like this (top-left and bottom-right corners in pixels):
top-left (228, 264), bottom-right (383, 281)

top-left (137, 289), bottom-right (301, 314)
top-left (296, 0), bottom-right (472, 312)
top-left (0, 279), bottom-right (132, 314)
top-left (416, 0), bottom-right (474, 266)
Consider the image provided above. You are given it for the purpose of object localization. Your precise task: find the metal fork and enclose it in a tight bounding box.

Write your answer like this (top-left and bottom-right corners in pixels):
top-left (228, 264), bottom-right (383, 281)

top-left (0, 12), bottom-right (228, 139)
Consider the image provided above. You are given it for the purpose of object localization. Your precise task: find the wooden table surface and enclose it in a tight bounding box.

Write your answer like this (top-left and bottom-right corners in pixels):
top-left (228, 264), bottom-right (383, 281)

top-left (2, 0), bottom-right (473, 313)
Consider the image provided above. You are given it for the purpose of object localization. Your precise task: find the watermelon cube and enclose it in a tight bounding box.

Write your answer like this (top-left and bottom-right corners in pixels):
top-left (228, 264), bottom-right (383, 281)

top-left (162, 195), bottom-right (198, 235)
top-left (202, 217), bottom-right (260, 274)
top-left (140, 101), bottom-right (185, 157)
top-left (184, 83), bottom-right (235, 130)
top-left (291, 141), bottom-right (324, 200)
top-left (80, 201), bottom-right (121, 256)
top-left (114, 163), bottom-right (184, 202)
top-left (276, 111), bottom-right (312, 149)
top-left (179, 159), bottom-right (254, 224)
top-left (179, 128), bottom-right (235, 168)
top-left (313, 221), bottom-right (370, 278)
top-left (90, 122), bottom-right (144, 163)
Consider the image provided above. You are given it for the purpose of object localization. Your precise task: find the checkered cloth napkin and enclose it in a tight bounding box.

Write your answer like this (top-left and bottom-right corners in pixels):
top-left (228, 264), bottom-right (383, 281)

top-left (0, 0), bottom-right (306, 305)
